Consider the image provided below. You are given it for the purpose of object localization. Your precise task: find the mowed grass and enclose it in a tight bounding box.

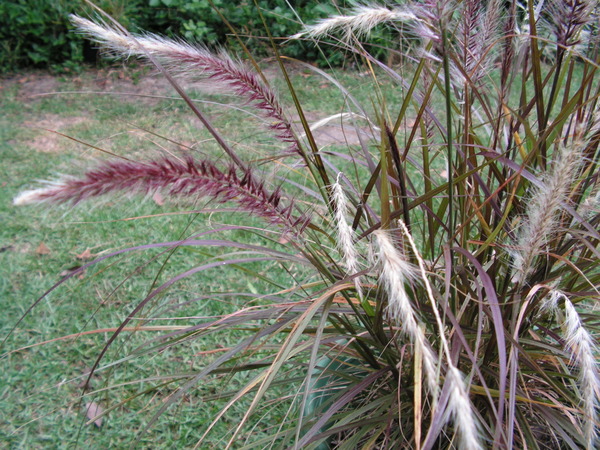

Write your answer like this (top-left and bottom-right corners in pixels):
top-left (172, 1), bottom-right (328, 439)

top-left (0, 65), bottom-right (399, 448)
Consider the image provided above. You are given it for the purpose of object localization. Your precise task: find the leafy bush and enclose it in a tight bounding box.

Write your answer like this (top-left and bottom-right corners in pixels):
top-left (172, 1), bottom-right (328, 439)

top-left (0, 0), bottom-right (362, 71)
top-left (0, 0), bottom-right (148, 71)
top-left (0, 0), bottom-right (83, 71)
top-left (138, 0), bottom-right (369, 66)
top-left (9, 1), bottom-right (600, 448)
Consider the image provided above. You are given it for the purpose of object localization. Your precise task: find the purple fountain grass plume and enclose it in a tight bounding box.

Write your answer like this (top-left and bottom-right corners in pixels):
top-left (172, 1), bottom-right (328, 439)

top-left (290, 4), bottom-right (417, 40)
top-left (445, 366), bottom-right (483, 450)
top-left (396, 220), bottom-right (482, 450)
top-left (499, 0), bottom-right (517, 87)
top-left (459, 0), bottom-right (503, 85)
top-left (13, 156), bottom-right (305, 232)
top-left (409, 0), bottom-right (455, 47)
top-left (292, 0), bottom-right (452, 60)
top-left (545, 0), bottom-right (595, 47)
top-left (332, 173), bottom-right (363, 300)
top-left (512, 135), bottom-right (588, 284)
top-left (373, 229), bottom-right (440, 398)
top-left (69, 15), bottom-right (300, 156)
top-left (544, 290), bottom-right (600, 449)
top-left (407, 0), bottom-right (474, 89)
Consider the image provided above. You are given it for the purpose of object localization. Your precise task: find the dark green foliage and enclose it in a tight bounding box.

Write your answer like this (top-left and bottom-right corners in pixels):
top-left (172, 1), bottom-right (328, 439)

top-left (0, 1), bottom-right (393, 72)
top-left (123, 0), bottom-right (357, 66)
top-left (0, 0), bottom-right (83, 71)
top-left (0, 0), bottom-right (147, 72)
top-left (141, 0), bottom-right (395, 66)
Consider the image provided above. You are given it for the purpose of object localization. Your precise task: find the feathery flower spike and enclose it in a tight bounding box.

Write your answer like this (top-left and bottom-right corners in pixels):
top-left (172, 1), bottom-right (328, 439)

top-left (396, 220), bottom-right (482, 450)
top-left (458, 0), bottom-right (503, 84)
top-left (291, 5), bottom-right (417, 40)
top-left (446, 366), bottom-right (483, 450)
top-left (14, 156), bottom-right (305, 232)
top-left (512, 136), bottom-right (587, 283)
top-left (546, 0), bottom-right (595, 47)
top-left (544, 290), bottom-right (600, 449)
top-left (70, 15), bottom-right (300, 155)
top-left (332, 173), bottom-right (363, 300)
top-left (373, 229), bottom-right (439, 397)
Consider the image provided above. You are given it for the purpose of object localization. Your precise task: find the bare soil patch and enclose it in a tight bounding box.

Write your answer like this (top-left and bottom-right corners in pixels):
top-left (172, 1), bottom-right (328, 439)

top-left (4, 68), bottom-right (175, 104)
top-left (22, 115), bottom-right (88, 153)
top-left (8, 67), bottom-right (373, 149)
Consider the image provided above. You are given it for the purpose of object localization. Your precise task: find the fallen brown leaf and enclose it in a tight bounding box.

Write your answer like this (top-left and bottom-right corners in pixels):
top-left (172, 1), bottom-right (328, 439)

top-left (76, 248), bottom-right (94, 260)
top-left (77, 368), bottom-right (93, 390)
top-left (35, 242), bottom-right (51, 255)
top-left (85, 402), bottom-right (103, 428)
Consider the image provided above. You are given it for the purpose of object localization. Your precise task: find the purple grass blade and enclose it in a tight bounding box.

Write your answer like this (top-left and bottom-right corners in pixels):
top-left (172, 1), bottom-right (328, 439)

top-left (453, 246), bottom-right (508, 445)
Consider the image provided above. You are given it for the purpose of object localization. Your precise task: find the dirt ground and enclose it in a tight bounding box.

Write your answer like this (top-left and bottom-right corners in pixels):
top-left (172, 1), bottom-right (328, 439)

top-left (3, 67), bottom-right (373, 150)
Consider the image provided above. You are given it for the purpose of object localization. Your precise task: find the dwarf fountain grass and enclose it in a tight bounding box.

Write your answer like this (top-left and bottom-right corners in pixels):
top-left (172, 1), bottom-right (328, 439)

top-left (7, 0), bottom-right (600, 448)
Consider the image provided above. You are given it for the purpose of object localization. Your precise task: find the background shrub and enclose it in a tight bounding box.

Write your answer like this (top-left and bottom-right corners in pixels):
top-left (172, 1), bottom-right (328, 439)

top-left (1, 0), bottom-right (388, 72)
top-left (139, 0), bottom-right (346, 65)
top-left (0, 0), bottom-right (148, 72)
top-left (0, 0), bottom-right (84, 71)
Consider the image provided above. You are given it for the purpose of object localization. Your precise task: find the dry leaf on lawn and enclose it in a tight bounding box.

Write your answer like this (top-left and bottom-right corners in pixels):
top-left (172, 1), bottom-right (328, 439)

top-left (85, 402), bottom-right (103, 427)
top-left (35, 242), bottom-right (51, 255)
top-left (76, 248), bottom-right (94, 260)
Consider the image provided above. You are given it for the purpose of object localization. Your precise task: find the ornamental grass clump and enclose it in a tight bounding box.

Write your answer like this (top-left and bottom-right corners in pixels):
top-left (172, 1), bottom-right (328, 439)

top-left (7, 1), bottom-right (600, 448)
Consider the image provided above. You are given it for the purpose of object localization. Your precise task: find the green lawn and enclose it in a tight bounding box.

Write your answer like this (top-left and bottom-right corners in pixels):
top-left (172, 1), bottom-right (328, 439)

top-left (0, 65), bottom-right (397, 448)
